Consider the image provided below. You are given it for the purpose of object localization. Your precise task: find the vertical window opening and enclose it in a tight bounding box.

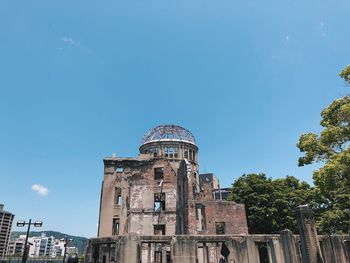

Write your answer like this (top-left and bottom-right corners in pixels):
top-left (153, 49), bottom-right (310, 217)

top-left (257, 242), bottom-right (270, 263)
top-left (112, 218), bottom-right (120, 235)
top-left (115, 188), bottom-right (122, 206)
top-left (195, 204), bottom-right (206, 231)
top-left (154, 167), bottom-right (164, 180)
top-left (164, 147), bottom-right (169, 157)
top-left (174, 147), bottom-right (178, 158)
top-left (184, 148), bottom-right (189, 159)
top-left (154, 193), bottom-right (166, 211)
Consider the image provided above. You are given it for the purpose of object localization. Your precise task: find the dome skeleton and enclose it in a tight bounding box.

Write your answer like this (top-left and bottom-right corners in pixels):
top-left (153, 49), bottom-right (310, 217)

top-left (141, 125), bottom-right (196, 145)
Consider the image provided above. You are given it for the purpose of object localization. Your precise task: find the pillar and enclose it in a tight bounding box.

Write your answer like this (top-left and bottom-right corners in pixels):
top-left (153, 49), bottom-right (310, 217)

top-left (295, 205), bottom-right (324, 263)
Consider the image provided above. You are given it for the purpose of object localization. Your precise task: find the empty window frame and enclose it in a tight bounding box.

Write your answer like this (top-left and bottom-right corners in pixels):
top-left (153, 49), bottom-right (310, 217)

top-left (149, 147), bottom-right (158, 157)
top-left (112, 218), bottom-right (120, 235)
top-left (174, 147), bottom-right (178, 158)
top-left (154, 167), bottom-right (164, 180)
top-left (195, 204), bottom-right (206, 231)
top-left (256, 242), bottom-right (270, 263)
top-left (215, 222), bottom-right (225, 235)
top-left (116, 167), bottom-right (124, 173)
top-left (184, 148), bottom-right (189, 159)
top-left (169, 147), bottom-right (173, 158)
top-left (154, 193), bottom-right (166, 211)
top-left (164, 147), bottom-right (169, 158)
top-left (154, 224), bottom-right (166, 235)
top-left (115, 188), bottom-right (122, 206)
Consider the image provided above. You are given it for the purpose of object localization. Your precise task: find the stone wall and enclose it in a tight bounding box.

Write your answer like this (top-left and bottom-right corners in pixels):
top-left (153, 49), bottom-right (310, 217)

top-left (85, 233), bottom-right (349, 263)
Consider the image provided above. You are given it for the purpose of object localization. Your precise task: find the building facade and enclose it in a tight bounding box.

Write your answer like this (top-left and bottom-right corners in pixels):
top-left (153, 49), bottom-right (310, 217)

top-left (7, 235), bottom-right (25, 256)
top-left (97, 125), bottom-right (248, 237)
top-left (87, 125), bottom-right (350, 263)
top-left (27, 233), bottom-right (54, 257)
top-left (0, 204), bottom-right (14, 258)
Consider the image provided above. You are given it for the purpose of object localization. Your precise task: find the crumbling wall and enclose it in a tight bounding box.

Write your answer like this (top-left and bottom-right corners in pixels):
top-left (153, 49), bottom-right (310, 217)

top-left (85, 234), bottom-right (350, 263)
top-left (98, 157), bottom-right (179, 237)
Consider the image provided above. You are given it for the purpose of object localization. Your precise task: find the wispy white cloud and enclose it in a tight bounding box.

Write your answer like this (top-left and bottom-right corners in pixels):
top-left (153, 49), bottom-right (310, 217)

top-left (60, 36), bottom-right (94, 56)
top-left (62, 36), bottom-right (78, 46)
top-left (31, 184), bottom-right (49, 196)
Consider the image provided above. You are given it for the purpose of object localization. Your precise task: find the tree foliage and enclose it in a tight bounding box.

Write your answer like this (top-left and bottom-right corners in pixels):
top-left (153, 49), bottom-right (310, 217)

top-left (339, 65), bottom-right (350, 85)
top-left (296, 65), bottom-right (350, 234)
top-left (229, 173), bottom-right (315, 234)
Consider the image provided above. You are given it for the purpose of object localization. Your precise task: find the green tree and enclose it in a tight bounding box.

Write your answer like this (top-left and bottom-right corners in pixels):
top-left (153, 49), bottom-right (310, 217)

top-left (297, 65), bottom-right (350, 234)
top-left (229, 173), bottom-right (314, 234)
top-left (339, 64), bottom-right (350, 84)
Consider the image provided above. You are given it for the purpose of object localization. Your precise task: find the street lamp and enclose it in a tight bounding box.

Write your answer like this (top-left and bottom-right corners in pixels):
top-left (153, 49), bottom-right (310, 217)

top-left (16, 219), bottom-right (43, 263)
top-left (61, 237), bottom-right (73, 263)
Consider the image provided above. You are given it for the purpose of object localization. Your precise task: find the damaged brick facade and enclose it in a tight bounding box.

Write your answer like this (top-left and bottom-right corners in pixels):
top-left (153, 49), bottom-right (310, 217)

top-left (97, 125), bottom-right (248, 238)
top-left (90, 125), bottom-right (350, 262)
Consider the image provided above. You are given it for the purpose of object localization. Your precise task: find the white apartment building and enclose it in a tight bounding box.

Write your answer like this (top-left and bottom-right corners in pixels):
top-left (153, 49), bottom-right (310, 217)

top-left (8, 234), bottom-right (79, 258)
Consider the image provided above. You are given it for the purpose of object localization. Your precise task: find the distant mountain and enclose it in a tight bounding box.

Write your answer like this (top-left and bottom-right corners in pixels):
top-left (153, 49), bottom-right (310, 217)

top-left (10, 231), bottom-right (88, 255)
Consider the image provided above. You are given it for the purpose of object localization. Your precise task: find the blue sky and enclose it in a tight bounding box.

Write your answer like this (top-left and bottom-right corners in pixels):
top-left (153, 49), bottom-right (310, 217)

top-left (1, 0), bottom-right (349, 238)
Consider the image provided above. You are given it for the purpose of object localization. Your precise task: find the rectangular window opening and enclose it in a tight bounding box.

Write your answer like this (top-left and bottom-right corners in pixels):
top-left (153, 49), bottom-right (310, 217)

top-left (154, 224), bottom-right (166, 235)
top-left (112, 218), bottom-right (120, 235)
top-left (154, 167), bottom-right (164, 180)
top-left (215, 222), bottom-right (225, 235)
top-left (154, 193), bottom-right (166, 211)
top-left (174, 147), bottom-right (178, 158)
top-left (116, 167), bottom-right (124, 173)
top-left (150, 147), bottom-right (158, 157)
top-left (115, 188), bottom-right (122, 206)
top-left (195, 204), bottom-right (206, 231)
top-left (257, 242), bottom-right (270, 263)
top-left (184, 148), bottom-right (189, 159)
top-left (189, 150), bottom-right (193, 160)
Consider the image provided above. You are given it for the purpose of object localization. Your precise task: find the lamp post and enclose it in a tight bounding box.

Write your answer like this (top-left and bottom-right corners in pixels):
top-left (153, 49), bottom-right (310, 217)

top-left (61, 237), bottom-right (73, 263)
top-left (16, 219), bottom-right (43, 263)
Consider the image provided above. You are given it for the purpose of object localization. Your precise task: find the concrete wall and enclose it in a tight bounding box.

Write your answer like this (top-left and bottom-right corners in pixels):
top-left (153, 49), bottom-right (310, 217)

top-left (85, 233), bottom-right (350, 263)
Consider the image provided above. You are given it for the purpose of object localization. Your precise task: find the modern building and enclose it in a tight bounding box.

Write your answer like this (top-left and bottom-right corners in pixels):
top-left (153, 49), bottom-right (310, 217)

top-left (7, 235), bottom-right (25, 256)
top-left (7, 234), bottom-right (77, 258)
top-left (51, 239), bottom-right (65, 257)
top-left (97, 125), bottom-right (248, 237)
top-left (27, 233), bottom-right (54, 257)
top-left (51, 239), bottom-right (78, 258)
top-left (0, 204), bottom-right (14, 257)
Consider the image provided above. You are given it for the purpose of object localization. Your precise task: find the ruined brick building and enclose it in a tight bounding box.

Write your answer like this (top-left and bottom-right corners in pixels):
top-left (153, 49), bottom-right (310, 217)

top-left (97, 124), bottom-right (248, 237)
top-left (88, 125), bottom-right (350, 263)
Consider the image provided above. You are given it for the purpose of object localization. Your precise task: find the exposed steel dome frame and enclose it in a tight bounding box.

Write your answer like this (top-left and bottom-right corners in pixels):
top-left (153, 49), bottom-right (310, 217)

top-left (141, 125), bottom-right (196, 145)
